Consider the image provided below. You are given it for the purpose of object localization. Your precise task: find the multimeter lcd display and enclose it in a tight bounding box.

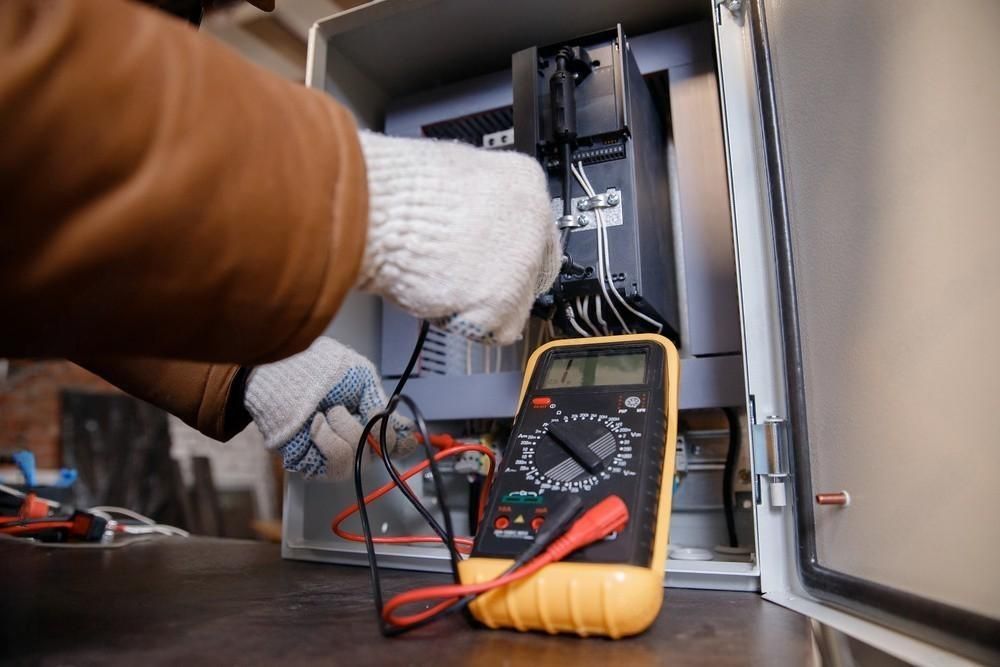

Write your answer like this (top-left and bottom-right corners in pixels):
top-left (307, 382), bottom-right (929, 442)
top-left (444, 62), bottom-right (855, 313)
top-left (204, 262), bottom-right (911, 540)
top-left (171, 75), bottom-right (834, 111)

top-left (542, 352), bottom-right (647, 389)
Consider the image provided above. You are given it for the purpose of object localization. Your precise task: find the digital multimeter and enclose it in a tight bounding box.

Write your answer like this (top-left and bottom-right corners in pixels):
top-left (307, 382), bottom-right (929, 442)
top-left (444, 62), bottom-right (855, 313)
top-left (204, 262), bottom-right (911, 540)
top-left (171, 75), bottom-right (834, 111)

top-left (458, 334), bottom-right (679, 638)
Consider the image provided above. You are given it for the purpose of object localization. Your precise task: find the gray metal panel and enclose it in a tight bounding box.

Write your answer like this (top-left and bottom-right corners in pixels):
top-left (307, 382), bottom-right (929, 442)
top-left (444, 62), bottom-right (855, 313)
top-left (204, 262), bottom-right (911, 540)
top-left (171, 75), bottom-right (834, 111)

top-left (377, 23), bottom-right (739, 359)
top-left (384, 69), bottom-right (512, 138)
top-left (626, 34), bottom-right (681, 337)
top-left (381, 371), bottom-right (523, 420)
top-left (667, 60), bottom-right (741, 356)
top-left (321, 291), bottom-right (381, 363)
top-left (762, 0), bottom-right (1000, 621)
top-left (378, 301), bottom-right (420, 376)
top-left (317, 0), bottom-right (709, 100)
top-left (383, 354), bottom-right (745, 419)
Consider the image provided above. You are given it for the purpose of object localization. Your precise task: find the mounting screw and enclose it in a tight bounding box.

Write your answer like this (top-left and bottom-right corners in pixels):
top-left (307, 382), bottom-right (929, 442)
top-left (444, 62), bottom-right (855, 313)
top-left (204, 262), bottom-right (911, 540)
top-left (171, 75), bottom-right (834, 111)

top-left (606, 191), bottom-right (620, 206)
top-left (576, 215), bottom-right (589, 227)
top-left (577, 198), bottom-right (587, 211)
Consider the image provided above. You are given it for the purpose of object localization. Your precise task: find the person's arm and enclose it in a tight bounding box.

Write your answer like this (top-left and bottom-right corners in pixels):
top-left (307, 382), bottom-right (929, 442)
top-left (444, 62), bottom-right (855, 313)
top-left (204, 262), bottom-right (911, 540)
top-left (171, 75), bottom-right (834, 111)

top-left (0, 0), bottom-right (367, 364)
top-left (1, 0), bottom-right (561, 460)
top-left (75, 358), bottom-right (251, 441)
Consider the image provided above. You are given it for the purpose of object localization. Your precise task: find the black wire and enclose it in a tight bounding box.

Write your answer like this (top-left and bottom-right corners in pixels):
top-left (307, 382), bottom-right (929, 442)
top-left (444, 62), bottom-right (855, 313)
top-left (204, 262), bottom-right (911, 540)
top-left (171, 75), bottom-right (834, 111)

top-left (0, 517), bottom-right (69, 528)
top-left (467, 477), bottom-right (482, 535)
top-left (722, 407), bottom-right (741, 549)
top-left (561, 142), bottom-right (573, 217)
top-left (352, 321), bottom-right (466, 637)
top-left (559, 142), bottom-right (575, 266)
top-left (350, 324), bottom-right (588, 635)
top-left (381, 394), bottom-right (463, 573)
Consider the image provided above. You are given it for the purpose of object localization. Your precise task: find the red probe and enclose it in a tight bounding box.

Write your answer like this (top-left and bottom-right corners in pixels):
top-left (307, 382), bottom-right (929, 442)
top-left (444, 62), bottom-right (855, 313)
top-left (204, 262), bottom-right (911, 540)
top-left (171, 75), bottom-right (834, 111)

top-left (380, 496), bottom-right (629, 628)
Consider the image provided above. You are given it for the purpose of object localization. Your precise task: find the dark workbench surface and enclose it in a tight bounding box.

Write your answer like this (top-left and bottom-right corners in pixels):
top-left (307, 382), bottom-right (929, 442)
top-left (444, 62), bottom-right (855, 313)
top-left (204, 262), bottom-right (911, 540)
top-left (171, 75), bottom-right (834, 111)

top-left (0, 538), bottom-right (813, 666)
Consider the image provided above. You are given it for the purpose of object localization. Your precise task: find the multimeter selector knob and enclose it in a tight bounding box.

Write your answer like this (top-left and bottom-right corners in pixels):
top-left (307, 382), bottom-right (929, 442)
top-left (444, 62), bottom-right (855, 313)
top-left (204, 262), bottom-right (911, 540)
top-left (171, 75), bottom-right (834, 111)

top-left (535, 419), bottom-right (618, 483)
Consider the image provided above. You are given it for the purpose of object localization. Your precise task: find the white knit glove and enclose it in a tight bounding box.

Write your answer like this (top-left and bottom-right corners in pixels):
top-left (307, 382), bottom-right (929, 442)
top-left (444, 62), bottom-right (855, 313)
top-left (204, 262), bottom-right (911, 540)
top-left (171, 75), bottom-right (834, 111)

top-left (357, 131), bottom-right (561, 345)
top-left (244, 337), bottom-right (413, 479)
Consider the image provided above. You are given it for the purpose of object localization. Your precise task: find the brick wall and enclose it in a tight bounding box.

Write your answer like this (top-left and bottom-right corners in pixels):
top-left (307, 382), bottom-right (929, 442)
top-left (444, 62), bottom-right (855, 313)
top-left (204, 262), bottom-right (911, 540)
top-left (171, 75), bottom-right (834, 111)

top-left (0, 360), bottom-right (120, 469)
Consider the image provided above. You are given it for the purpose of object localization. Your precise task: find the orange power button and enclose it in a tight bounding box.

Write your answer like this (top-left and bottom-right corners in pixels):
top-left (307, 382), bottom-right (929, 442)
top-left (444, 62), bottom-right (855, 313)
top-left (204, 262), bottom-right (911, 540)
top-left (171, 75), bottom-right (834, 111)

top-left (531, 397), bottom-right (552, 408)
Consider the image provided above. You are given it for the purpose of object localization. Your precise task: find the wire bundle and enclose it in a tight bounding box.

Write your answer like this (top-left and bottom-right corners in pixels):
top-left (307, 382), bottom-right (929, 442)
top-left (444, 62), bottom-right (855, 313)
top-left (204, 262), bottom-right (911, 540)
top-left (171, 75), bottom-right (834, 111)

top-left (1, 483), bottom-right (189, 545)
top-left (568, 162), bottom-right (663, 337)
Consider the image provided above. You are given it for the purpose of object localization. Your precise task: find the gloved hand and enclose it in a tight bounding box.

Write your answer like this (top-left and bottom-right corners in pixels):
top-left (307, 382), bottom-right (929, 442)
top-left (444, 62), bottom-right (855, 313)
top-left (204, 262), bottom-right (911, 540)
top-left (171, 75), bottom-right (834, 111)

top-left (243, 337), bottom-right (413, 479)
top-left (357, 131), bottom-right (562, 346)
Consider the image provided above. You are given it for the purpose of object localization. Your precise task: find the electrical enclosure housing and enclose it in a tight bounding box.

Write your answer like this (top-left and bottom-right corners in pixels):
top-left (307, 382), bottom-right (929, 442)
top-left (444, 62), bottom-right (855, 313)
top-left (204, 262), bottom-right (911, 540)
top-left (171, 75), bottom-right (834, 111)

top-left (514, 27), bottom-right (680, 338)
top-left (287, 1), bottom-right (1000, 664)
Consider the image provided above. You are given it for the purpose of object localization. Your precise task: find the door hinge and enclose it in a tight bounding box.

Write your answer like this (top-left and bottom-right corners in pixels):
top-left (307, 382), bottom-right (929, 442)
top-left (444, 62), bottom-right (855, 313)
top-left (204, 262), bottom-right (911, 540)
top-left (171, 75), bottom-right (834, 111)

top-left (752, 416), bottom-right (789, 508)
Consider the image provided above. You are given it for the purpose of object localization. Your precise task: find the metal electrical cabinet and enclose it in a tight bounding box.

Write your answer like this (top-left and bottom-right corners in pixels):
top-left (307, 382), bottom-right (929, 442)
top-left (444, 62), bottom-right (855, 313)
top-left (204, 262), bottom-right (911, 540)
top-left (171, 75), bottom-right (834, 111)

top-left (283, 1), bottom-right (1000, 664)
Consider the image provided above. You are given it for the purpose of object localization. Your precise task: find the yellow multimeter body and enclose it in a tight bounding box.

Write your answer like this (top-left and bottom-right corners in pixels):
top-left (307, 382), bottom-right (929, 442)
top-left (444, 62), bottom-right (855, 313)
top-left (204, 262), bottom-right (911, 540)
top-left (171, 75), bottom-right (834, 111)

top-left (458, 334), bottom-right (679, 638)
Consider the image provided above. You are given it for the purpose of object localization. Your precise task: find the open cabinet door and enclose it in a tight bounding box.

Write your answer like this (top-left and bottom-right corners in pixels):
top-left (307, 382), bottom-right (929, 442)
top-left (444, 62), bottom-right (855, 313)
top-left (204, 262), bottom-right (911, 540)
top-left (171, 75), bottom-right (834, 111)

top-left (715, 0), bottom-right (999, 663)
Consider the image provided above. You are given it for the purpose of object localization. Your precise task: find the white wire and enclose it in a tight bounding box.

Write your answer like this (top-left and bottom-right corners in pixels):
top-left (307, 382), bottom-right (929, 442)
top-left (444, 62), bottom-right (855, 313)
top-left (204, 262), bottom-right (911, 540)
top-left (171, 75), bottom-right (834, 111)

top-left (118, 524), bottom-right (191, 538)
top-left (0, 483), bottom-right (25, 499)
top-left (89, 505), bottom-right (190, 538)
top-left (597, 204), bottom-right (664, 333)
top-left (0, 483), bottom-right (61, 508)
top-left (564, 305), bottom-right (591, 337)
top-left (575, 162), bottom-right (663, 334)
top-left (573, 161), bottom-right (628, 333)
top-left (576, 296), bottom-right (600, 336)
top-left (593, 292), bottom-right (610, 335)
top-left (572, 162), bottom-right (631, 333)
top-left (465, 340), bottom-right (472, 375)
top-left (89, 505), bottom-right (156, 525)
top-left (495, 346), bottom-right (502, 374)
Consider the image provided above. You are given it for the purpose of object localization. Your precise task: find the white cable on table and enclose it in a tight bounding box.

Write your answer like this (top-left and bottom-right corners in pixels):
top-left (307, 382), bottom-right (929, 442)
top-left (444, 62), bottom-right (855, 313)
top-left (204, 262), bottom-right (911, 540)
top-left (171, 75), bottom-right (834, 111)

top-left (89, 505), bottom-right (155, 525)
top-left (0, 483), bottom-right (61, 508)
top-left (89, 506), bottom-right (190, 538)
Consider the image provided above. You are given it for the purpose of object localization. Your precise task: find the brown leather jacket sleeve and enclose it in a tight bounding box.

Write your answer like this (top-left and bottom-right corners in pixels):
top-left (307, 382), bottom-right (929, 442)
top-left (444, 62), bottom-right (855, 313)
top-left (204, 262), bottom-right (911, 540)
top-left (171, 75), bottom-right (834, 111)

top-left (0, 1), bottom-right (370, 439)
top-left (76, 358), bottom-right (251, 441)
top-left (0, 0), bottom-right (367, 363)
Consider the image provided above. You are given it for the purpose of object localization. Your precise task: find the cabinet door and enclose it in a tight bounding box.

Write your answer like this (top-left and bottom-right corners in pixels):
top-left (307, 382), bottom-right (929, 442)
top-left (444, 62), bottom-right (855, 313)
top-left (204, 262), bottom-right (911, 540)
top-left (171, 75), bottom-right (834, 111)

top-left (719, 0), bottom-right (1000, 662)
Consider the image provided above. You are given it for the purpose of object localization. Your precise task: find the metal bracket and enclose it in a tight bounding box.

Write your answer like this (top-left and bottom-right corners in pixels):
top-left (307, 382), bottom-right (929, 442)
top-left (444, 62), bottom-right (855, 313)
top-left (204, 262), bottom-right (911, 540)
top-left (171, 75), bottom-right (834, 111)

top-left (751, 416), bottom-right (789, 508)
top-left (551, 188), bottom-right (624, 232)
top-left (576, 189), bottom-right (620, 211)
top-left (556, 215), bottom-right (580, 230)
top-left (482, 128), bottom-right (514, 149)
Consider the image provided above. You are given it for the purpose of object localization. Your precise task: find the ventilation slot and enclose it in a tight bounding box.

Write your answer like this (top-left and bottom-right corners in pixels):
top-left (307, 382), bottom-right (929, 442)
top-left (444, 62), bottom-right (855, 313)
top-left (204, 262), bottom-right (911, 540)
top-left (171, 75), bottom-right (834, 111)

top-left (422, 106), bottom-right (514, 146)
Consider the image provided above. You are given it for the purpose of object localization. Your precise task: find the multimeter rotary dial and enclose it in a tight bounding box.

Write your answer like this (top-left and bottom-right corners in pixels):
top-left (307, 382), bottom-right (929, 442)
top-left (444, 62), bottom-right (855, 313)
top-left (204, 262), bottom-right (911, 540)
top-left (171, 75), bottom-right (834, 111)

top-left (519, 413), bottom-right (636, 492)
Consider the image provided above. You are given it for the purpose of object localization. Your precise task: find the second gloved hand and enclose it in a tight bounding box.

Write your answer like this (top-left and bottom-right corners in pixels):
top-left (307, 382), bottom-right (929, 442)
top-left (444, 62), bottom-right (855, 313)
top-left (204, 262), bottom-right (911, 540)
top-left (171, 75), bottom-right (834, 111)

top-left (357, 131), bottom-right (562, 346)
top-left (244, 337), bottom-right (413, 479)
